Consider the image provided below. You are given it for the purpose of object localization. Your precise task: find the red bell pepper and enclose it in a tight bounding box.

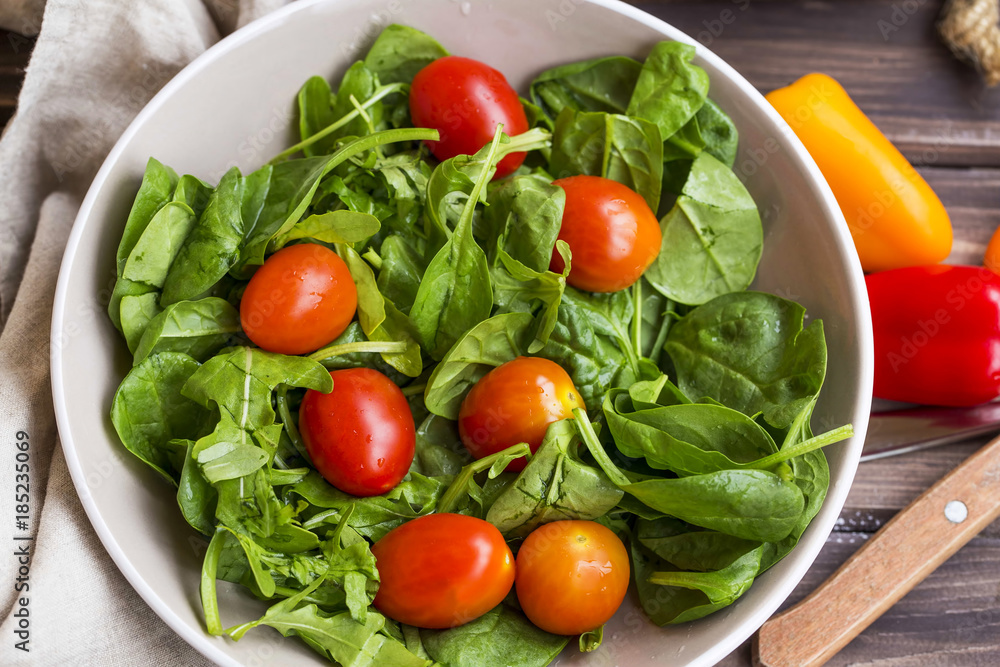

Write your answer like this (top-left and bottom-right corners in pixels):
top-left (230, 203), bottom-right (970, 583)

top-left (867, 265), bottom-right (1000, 406)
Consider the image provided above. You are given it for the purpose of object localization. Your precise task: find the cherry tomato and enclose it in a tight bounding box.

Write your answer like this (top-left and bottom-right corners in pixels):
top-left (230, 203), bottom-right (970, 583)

top-left (372, 513), bottom-right (515, 628)
top-left (299, 368), bottom-right (415, 497)
top-left (549, 175), bottom-right (662, 293)
top-left (515, 520), bottom-right (630, 635)
top-left (458, 357), bottom-right (584, 473)
top-left (240, 243), bottom-right (357, 355)
top-left (409, 55), bottom-right (529, 179)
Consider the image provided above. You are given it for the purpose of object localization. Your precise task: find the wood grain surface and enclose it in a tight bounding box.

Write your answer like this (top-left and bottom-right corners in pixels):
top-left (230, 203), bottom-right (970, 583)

top-left (4, 1), bottom-right (1000, 665)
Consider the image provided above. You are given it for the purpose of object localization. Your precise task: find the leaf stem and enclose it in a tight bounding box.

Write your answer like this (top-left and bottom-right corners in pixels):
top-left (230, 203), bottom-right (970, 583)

top-left (200, 527), bottom-right (227, 636)
top-left (747, 424), bottom-right (854, 470)
top-left (269, 82), bottom-right (407, 163)
top-left (649, 299), bottom-right (675, 367)
top-left (632, 280), bottom-right (643, 356)
top-left (276, 386), bottom-right (312, 466)
top-left (436, 442), bottom-right (531, 515)
top-left (308, 340), bottom-right (409, 363)
top-left (573, 408), bottom-right (631, 488)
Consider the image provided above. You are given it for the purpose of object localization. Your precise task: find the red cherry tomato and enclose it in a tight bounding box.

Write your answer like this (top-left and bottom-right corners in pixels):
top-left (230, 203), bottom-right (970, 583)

top-left (372, 513), bottom-right (515, 628)
top-left (409, 55), bottom-right (529, 179)
top-left (240, 243), bottom-right (357, 355)
top-left (516, 520), bottom-right (630, 635)
top-left (299, 368), bottom-right (415, 497)
top-left (458, 356), bottom-right (584, 472)
top-left (550, 175), bottom-right (662, 293)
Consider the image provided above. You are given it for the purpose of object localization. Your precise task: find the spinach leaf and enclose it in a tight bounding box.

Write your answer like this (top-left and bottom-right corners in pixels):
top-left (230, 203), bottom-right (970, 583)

top-left (120, 201), bottom-right (197, 289)
top-left (645, 152), bottom-right (762, 305)
top-left (423, 312), bottom-right (534, 420)
top-left (178, 440), bottom-right (216, 535)
top-left (411, 414), bottom-right (471, 477)
top-left (664, 291), bottom-right (828, 429)
top-left (627, 41), bottom-right (709, 141)
top-left (636, 516), bottom-right (761, 572)
top-left (133, 297), bottom-right (240, 365)
top-left (491, 242), bottom-right (570, 354)
top-left (538, 287), bottom-right (639, 411)
top-left (483, 173), bottom-right (564, 273)
top-left (115, 157), bottom-right (179, 276)
top-left (364, 24), bottom-right (448, 85)
top-left (111, 352), bottom-right (212, 484)
top-left (530, 55), bottom-right (642, 120)
top-left (297, 75), bottom-right (338, 157)
top-left (633, 539), bottom-right (763, 625)
top-left (274, 210), bottom-right (380, 248)
top-left (161, 167), bottom-right (245, 305)
top-left (604, 395), bottom-right (777, 476)
top-left (410, 130), bottom-right (507, 360)
top-left (623, 469), bottom-right (805, 542)
top-left (486, 420), bottom-right (623, 537)
top-left (549, 108), bottom-right (662, 212)
top-left (376, 235), bottom-right (424, 312)
top-left (119, 292), bottom-right (162, 353)
top-left (695, 99), bottom-right (738, 167)
top-left (421, 604), bottom-right (568, 667)
top-left (173, 173), bottom-right (214, 217)
top-left (339, 243), bottom-right (387, 335)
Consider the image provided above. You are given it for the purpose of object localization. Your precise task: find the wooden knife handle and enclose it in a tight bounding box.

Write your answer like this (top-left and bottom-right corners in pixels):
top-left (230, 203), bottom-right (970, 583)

top-left (753, 434), bottom-right (1000, 667)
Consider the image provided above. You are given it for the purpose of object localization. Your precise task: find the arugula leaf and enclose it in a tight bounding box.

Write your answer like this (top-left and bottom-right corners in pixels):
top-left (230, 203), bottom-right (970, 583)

top-left (549, 108), bottom-right (663, 212)
top-left (664, 291), bottom-right (828, 429)
top-left (111, 352), bottom-right (212, 484)
top-left (486, 420), bottom-right (622, 537)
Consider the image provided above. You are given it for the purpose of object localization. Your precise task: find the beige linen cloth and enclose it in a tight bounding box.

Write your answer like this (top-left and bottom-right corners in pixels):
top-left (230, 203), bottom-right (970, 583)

top-left (0, 1), bottom-right (291, 664)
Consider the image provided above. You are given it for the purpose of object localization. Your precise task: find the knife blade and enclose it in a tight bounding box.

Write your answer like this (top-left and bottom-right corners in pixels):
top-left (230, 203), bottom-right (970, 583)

top-left (862, 402), bottom-right (1000, 461)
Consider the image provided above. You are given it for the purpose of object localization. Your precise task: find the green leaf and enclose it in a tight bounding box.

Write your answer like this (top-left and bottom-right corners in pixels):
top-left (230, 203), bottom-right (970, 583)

top-left (111, 352), bottom-right (212, 484)
top-left (119, 292), bottom-right (162, 353)
top-left (121, 201), bottom-right (197, 289)
top-left (549, 108), bottom-right (662, 212)
top-left (482, 174), bottom-right (565, 274)
top-left (423, 312), bottom-right (534, 420)
top-left (645, 152), bottom-right (762, 305)
top-left (162, 167), bottom-right (245, 305)
top-left (637, 516), bottom-right (761, 572)
top-left (364, 24), bottom-right (448, 85)
top-left (115, 157), bottom-right (179, 276)
top-left (133, 297), bottom-right (240, 365)
top-left (182, 346), bottom-right (332, 436)
top-left (297, 75), bottom-right (338, 157)
top-left (274, 210), bottom-right (380, 248)
top-left (627, 41), bottom-right (710, 140)
top-left (530, 55), bottom-right (642, 120)
top-left (623, 469), bottom-right (805, 542)
top-left (664, 291), bottom-right (828, 429)
top-left (421, 604), bottom-right (568, 667)
top-left (486, 420), bottom-right (622, 537)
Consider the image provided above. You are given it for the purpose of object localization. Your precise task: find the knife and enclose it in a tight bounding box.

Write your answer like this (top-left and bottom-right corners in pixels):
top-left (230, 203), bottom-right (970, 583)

top-left (862, 402), bottom-right (1000, 461)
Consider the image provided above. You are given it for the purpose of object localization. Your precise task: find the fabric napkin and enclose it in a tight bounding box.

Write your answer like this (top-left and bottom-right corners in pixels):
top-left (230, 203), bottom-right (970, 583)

top-left (0, 1), bottom-right (289, 664)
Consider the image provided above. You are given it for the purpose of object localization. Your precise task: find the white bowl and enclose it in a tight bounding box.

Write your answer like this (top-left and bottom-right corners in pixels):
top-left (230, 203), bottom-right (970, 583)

top-left (51, 1), bottom-right (874, 665)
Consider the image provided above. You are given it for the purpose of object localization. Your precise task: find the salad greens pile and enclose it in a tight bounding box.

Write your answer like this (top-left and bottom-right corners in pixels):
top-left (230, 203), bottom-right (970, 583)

top-left (108, 24), bottom-right (852, 667)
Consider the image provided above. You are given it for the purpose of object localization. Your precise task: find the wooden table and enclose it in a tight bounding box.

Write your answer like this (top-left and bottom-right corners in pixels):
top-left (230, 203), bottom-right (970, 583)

top-left (4, 1), bottom-right (1000, 664)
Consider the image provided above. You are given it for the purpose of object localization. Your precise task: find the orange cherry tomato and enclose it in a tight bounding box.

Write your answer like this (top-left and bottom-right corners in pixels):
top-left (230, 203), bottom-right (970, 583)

top-left (299, 368), bottom-right (415, 497)
top-left (549, 175), bottom-right (662, 293)
top-left (240, 243), bottom-right (357, 355)
top-left (409, 55), bottom-right (529, 179)
top-left (986, 225), bottom-right (1000, 276)
top-left (766, 73), bottom-right (952, 272)
top-left (458, 356), bottom-right (584, 472)
top-left (371, 513), bottom-right (515, 629)
top-left (516, 520), bottom-right (630, 635)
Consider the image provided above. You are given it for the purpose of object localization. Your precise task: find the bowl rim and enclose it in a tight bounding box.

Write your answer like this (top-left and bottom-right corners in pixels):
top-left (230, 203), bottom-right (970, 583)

top-left (50, 1), bottom-right (874, 665)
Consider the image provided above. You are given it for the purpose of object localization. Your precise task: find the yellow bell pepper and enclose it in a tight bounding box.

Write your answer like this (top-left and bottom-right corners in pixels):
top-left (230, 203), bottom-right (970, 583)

top-left (766, 73), bottom-right (952, 272)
